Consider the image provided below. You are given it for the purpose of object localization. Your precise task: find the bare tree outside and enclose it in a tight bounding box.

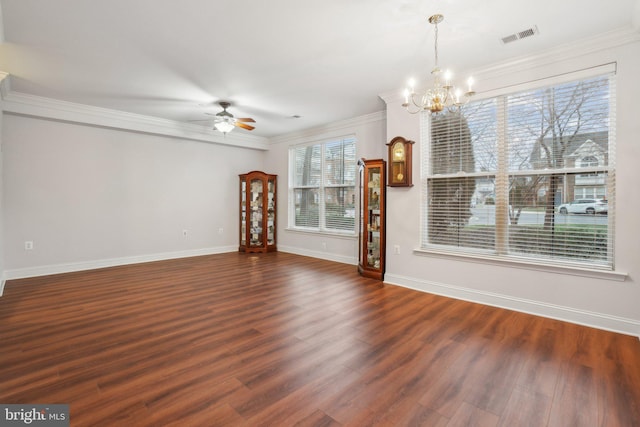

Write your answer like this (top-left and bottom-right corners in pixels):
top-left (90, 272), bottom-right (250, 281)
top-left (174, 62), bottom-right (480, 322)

top-left (507, 77), bottom-right (610, 227)
top-left (428, 111), bottom-right (476, 245)
top-left (292, 139), bottom-right (356, 231)
top-left (295, 145), bottom-right (320, 227)
top-left (504, 76), bottom-right (611, 261)
top-left (425, 74), bottom-right (612, 265)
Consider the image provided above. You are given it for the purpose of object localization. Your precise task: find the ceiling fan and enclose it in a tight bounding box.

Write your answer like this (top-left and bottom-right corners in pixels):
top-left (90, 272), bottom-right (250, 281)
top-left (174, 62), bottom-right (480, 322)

top-left (205, 101), bottom-right (256, 134)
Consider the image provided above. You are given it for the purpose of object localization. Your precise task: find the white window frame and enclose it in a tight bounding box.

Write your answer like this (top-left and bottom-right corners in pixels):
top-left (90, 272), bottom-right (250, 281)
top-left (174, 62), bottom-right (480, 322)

top-left (288, 136), bottom-right (357, 235)
top-left (417, 64), bottom-right (623, 279)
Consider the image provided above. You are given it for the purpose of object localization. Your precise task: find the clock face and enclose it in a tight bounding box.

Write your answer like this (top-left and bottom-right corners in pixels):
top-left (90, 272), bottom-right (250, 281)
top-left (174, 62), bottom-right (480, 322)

top-left (393, 142), bottom-right (405, 160)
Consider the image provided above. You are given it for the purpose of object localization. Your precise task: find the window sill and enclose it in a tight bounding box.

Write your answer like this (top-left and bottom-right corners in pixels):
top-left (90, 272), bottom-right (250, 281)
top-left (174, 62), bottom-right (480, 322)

top-left (285, 227), bottom-right (357, 239)
top-left (413, 248), bottom-right (628, 282)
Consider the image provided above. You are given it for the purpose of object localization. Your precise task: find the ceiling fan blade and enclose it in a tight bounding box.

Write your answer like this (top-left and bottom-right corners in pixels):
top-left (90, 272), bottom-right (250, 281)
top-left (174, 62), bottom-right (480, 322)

top-left (236, 117), bottom-right (256, 123)
top-left (235, 122), bottom-right (255, 131)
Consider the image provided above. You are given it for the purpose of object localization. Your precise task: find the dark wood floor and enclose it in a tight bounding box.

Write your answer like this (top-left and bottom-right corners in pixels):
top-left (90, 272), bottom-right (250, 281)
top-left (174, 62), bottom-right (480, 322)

top-left (1, 252), bottom-right (639, 426)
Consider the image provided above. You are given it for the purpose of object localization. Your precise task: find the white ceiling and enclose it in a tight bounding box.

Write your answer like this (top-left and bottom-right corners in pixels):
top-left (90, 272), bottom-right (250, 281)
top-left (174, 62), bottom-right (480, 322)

top-left (1, 0), bottom-right (638, 138)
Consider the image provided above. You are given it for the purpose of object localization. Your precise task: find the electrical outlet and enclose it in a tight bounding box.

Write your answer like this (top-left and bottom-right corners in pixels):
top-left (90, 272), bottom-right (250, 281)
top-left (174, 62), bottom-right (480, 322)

top-left (218, 228), bottom-right (224, 234)
top-left (322, 242), bottom-right (327, 250)
top-left (25, 241), bottom-right (34, 250)
top-left (394, 245), bottom-right (400, 255)
top-left (182, 229), bottom-right (188, 237)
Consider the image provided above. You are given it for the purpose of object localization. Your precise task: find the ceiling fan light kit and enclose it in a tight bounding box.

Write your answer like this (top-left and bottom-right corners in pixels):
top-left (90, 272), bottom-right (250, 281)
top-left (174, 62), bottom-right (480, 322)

top-left (208, 101), bottom-right (256, 134)
top-left (214, 119), bottom-right (236, 134)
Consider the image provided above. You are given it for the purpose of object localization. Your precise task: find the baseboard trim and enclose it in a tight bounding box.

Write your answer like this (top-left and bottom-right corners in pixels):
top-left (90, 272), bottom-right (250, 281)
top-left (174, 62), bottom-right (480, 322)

top-left (278, 245), bottom-right (357, 266)
top-left (384, 272), bottom-right (640, 338)
top-left (5, 251), bottom-right (637, 338)
top-left (2, 245), bottom-right (349, 286)
top-left (3, 246), bottom-right (237, 282)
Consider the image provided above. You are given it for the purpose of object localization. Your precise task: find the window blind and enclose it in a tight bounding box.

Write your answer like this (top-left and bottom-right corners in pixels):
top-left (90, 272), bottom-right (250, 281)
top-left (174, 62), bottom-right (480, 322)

top-left (422, 100), bottom-right (498, 253)
top-left (290, 136), bottom-right (357, 233)
top-left (422, 72), bottom-right (615, 269)
top-left (292, 144), bottom-right (321, 228)
top-left (323, 139), bottom-right (356, 231)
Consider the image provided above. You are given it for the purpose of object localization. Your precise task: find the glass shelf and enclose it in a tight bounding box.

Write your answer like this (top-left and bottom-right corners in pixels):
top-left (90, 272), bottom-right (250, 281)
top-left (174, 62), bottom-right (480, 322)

top-left (358, 159), bottom-right (386, 280)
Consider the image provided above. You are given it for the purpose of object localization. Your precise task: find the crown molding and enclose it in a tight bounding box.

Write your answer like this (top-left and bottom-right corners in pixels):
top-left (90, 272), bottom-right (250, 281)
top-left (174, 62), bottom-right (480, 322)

top-left (380, 25), bottom-right (640, 104)
top-left (472, 25), bottom-right (640, 80)
top-left (0, 71), bottom-right (10, 98)
top-left (0, 82), bottom-right (269, 151)
top-left (269, 110), bottom-right (385, 146)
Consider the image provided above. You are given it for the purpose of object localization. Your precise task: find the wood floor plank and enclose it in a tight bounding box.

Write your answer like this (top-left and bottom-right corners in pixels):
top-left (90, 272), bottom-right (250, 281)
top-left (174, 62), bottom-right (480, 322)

top-left (1, 252), bottom-right (639, 426)
top-left (446, 401), bottom-right (500, 427)
top-left (497, 388), bottom-right (552, 427)
top-left (547, 362), bottom-right (598, 427)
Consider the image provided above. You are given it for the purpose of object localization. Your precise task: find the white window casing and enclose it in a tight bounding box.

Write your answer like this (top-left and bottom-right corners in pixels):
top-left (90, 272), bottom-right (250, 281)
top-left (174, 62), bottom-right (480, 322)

top-left (421, 67), bottom-right (616, 271)
top-left (289, 136), bottom-right (357, 235)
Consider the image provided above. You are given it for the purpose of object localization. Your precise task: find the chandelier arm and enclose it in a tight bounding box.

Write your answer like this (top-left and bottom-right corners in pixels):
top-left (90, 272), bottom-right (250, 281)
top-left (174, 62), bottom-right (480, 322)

top-left (403, 104), bottom-right (424, 114)
top-left (403, 93), bottom-right (427, 114)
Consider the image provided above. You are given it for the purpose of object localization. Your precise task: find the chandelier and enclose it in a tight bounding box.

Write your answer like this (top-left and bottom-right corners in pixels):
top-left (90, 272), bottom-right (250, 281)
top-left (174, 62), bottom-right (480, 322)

top-left (403, 14), bottom-right (475, 114)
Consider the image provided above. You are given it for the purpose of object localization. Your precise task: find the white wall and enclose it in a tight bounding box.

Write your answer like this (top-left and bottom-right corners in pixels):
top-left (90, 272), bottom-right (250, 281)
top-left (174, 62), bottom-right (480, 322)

top-left (1, 29), bottom-right (637, 337)
top-left (2, 115), bottom-right (264, 279)
top-left (265, 112), bottom-right (386, 264)
top-left (381, 32), bottom-right (640, 336)
top-left (0, 112), bottom-right (4, 293)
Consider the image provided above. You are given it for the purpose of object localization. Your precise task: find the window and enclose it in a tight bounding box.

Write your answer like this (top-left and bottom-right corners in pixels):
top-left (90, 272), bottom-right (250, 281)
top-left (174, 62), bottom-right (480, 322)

top-left (580, 156), bottom-right (599, 168)
top-left (422, 72), bottom-right (615, 269)
top-left (289, 136), bottom-right (357, 233)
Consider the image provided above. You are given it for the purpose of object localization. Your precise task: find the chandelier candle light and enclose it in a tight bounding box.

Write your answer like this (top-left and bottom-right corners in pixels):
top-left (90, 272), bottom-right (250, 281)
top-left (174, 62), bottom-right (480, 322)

top-left (403, 14), bottom-right (475, 114)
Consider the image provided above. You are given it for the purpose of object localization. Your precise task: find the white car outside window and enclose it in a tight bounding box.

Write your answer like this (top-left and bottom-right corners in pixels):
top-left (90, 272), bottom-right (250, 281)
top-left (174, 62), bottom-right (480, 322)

top-left (557, 198), bottom-right (608, 215)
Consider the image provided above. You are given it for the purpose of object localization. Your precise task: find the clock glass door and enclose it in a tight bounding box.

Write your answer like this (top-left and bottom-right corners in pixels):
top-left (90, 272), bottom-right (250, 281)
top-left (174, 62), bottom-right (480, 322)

top-left (391, 141), bottom-right (406, 184)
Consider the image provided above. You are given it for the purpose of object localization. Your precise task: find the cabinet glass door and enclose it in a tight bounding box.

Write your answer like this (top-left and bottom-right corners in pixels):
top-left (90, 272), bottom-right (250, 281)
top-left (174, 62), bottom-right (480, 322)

top-left (241, 179), bottom-right (247, 246)
top-left (250, 178), bottom-right (263, 247)
top-left (239, 171), bottom-right (277, 253)
top-left (266, 178), bottom-right (276, 245)
top-left (358, 158), bottom-right (385, 280)
top-left (367, 167), bottom-right (382, 269)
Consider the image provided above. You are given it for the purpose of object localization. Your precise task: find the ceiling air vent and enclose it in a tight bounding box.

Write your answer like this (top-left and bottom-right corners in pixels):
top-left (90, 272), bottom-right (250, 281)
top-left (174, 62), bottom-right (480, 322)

top-left (501, 25), bottom-right (539, 44)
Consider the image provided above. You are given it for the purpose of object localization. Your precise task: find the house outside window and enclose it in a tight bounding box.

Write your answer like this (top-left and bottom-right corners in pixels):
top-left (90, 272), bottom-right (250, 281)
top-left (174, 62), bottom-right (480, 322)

top-left (421, 72), bottom-right (615, 269)
top-left (289, 136), bottom-right (357, 234)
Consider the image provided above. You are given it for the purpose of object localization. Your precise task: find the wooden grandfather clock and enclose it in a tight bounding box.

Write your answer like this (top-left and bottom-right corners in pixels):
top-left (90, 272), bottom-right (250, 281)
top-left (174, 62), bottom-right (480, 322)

top-left (386, 136), bottom-right (414, 187)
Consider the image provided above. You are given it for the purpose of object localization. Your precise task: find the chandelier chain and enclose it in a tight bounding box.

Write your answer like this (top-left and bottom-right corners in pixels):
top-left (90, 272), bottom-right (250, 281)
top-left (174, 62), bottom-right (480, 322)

top-left (434, 21), bottom-right (439, 68)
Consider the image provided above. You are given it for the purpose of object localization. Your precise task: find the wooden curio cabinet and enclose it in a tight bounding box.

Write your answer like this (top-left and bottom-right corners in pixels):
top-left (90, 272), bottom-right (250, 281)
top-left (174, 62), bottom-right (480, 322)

top-left (239, 171), bottom-right (277, 253)
top-left (357, 158), bottom-right (386, 280)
